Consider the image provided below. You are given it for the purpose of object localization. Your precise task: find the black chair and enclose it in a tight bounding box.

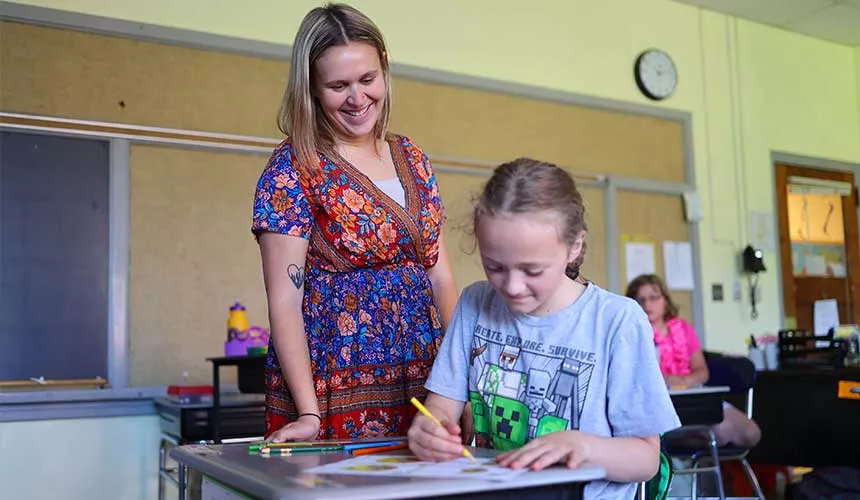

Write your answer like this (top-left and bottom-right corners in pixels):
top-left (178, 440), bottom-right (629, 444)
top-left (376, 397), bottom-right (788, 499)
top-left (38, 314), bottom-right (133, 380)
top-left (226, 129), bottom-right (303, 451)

top-left (663, 354), bottom-right (765, 500)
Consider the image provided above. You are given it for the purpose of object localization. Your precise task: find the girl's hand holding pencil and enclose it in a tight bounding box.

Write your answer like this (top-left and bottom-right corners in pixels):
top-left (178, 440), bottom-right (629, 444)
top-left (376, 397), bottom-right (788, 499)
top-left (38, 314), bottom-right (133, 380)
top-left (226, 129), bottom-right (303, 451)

top-left (408, 397), bottom-right (477, 464)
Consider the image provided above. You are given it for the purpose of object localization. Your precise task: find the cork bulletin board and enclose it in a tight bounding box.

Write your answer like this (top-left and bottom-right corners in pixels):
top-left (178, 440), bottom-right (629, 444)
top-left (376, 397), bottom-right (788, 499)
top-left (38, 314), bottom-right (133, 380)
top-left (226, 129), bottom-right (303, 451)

top-left (618, 191), bottom-right (693, 323)
top-left (2, 22), bottom-right (687, 385)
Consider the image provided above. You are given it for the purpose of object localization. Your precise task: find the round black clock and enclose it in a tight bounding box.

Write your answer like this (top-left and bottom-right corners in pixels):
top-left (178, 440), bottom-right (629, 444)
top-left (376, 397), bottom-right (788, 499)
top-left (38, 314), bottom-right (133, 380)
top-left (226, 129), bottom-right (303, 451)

top-left (634, 49), bottom-right (677, 101)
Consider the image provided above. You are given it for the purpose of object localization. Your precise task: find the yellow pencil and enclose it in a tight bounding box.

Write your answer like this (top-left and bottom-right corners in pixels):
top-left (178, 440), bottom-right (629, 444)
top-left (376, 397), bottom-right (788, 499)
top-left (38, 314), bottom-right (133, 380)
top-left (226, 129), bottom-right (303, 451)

top-left (410, 397), bottom-right (477, 464)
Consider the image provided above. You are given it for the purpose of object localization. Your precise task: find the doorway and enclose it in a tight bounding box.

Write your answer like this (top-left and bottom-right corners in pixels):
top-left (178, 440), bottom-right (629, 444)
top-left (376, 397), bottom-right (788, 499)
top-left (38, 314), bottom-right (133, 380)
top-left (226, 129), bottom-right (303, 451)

top-left (775, 164), bottom-right (860, 332)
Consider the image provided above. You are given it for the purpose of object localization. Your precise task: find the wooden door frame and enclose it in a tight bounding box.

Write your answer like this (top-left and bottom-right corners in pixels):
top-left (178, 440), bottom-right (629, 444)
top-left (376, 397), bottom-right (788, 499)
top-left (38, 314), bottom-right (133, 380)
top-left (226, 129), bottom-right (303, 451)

top-left (772, 152), bottom-right (860, 328)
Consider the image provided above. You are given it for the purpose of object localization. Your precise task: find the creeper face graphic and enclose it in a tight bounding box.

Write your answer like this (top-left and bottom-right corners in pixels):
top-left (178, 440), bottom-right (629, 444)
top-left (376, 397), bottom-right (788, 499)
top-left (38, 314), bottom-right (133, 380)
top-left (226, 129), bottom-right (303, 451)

top-left (489, 396), bottom-right (529, 451)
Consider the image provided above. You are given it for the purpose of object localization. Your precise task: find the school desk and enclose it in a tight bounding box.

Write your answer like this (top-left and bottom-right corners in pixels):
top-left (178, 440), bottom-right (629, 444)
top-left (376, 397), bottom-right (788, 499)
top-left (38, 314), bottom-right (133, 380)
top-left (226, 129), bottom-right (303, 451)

top-left (156, 394), bottom-right (265, 500)
top-left (170, 443), bottom-right (606, 500)
top-left (669, 386), bottom-right (730, 426)
top-left (206, 355), bottom-right (267, 443)
top-left (748, 368), bottom-right (860, 466)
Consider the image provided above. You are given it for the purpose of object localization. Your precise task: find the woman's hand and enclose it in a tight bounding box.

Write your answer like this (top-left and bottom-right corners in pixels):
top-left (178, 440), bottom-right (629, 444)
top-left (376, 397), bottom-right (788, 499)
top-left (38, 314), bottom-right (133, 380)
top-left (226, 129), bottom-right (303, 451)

top-left (408, 414), bottom-right (465, 462)
top-left (496, 430), bottom-right (592, 471)
top-left (267, 414), bottom-right (320, 442)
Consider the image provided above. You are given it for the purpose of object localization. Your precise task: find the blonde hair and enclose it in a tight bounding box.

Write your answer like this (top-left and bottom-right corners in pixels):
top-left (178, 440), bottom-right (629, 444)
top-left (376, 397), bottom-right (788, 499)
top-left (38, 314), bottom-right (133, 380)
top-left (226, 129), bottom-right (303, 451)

top-left (277, 3), bottom-right (392, 171)
top-left (474, 158), bottom-right (588, 280)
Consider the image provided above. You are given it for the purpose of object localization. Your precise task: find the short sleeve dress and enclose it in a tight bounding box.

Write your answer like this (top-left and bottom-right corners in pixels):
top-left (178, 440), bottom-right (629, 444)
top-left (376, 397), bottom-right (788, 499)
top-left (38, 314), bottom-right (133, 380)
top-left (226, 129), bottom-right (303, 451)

top-left (251, 134), bottom-right (446, 438)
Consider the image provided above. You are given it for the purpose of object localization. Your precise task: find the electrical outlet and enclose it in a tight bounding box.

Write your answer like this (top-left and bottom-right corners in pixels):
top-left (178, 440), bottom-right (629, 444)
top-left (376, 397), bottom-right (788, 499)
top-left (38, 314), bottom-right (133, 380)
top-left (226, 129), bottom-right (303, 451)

top-left (733, 280), bottom-right (742, 302)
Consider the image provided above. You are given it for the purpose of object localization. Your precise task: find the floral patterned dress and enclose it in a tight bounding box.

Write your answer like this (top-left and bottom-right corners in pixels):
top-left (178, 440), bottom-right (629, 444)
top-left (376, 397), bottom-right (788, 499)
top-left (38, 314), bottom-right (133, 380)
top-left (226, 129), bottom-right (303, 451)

top-left (251, 134), bottom-right (446, 439)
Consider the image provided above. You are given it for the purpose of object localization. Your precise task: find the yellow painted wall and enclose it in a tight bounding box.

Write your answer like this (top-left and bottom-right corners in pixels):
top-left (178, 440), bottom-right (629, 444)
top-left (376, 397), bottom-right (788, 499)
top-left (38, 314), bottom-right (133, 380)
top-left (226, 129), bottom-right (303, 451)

top-left (6, 0), bottom-right (860, 352)
top-left (856, 47), bottom-right (860, 137)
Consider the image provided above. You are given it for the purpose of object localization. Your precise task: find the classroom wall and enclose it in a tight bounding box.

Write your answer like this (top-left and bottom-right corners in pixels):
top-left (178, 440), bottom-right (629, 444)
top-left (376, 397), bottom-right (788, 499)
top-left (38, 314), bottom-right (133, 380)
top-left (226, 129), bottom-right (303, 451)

top-left (7, 0), bottom-right (858, 354)
top-left (856, 47), bottom-right (860, 136)
top-left (3, 0), bottom-right (860, 495)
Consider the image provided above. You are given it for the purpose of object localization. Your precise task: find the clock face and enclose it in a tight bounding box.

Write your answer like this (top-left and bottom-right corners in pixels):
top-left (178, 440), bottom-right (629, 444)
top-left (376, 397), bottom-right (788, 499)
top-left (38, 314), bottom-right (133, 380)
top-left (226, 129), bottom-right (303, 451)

top-left (635, 49), bottom-right (677, 100)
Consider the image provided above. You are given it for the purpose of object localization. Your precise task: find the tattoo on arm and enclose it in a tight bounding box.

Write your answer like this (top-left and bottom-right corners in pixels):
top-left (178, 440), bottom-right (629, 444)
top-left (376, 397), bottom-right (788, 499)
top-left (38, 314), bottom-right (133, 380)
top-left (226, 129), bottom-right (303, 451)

top-left (287, 264), bottom-right (306, 290)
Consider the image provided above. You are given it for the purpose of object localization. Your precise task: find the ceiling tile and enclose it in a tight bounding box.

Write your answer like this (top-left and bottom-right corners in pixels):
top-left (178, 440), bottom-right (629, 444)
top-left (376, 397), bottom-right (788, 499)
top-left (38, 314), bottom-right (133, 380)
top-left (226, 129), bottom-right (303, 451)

top-left (673, 0), bottom-right (836, 25)
top-left (788, 4), bottom-right (860, 44)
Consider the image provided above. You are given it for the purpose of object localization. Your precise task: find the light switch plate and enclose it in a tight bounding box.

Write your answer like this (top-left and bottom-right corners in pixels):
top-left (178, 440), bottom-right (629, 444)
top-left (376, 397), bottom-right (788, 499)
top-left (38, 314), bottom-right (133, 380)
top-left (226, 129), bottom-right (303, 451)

top-left (712, 283), bottom-right (724, 302)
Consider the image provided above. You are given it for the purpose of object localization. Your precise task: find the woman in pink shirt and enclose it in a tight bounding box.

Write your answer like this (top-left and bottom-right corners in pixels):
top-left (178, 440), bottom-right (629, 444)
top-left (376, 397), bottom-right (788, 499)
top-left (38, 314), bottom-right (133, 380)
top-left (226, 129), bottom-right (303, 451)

top-left (626, 274), bottom-right (761, 448)
top-left (626, 274), bottom-right (709, 388)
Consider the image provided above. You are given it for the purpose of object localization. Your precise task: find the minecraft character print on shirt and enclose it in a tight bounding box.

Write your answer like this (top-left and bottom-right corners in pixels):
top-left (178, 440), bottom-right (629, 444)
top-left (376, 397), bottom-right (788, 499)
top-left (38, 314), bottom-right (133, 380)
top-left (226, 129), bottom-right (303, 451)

top-left (468, 324), bottom-right (596, 450)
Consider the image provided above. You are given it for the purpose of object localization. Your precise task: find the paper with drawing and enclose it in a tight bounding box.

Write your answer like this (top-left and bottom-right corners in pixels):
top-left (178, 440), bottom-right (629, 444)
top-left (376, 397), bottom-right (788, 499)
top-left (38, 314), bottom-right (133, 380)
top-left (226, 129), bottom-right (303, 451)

top-left (305, 454), bottom-right (526, 481)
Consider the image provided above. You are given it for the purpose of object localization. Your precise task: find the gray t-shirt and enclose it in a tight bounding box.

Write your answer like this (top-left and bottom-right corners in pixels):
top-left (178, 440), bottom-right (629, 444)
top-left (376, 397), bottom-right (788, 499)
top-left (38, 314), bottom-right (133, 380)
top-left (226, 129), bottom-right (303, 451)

top-left (426, 281), bottom-right (681, 500)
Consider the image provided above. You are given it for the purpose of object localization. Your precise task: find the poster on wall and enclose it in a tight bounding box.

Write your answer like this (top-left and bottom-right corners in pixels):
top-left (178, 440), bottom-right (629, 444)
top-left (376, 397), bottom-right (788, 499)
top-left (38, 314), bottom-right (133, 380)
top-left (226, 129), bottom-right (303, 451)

top-left (791, 242), bottom-right (847, 278)
top-left (748, 211), bottom-right (776, 252)
top-left (787, 191), bottom-right (847, 278)
top-left (663, 241), bottom-right (695, 290)
top-left (624, 242), bottom-right (655, 284)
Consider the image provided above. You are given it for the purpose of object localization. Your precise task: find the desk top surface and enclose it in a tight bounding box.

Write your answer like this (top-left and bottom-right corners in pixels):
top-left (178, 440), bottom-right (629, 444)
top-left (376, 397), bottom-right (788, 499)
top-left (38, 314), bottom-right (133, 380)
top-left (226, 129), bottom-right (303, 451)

top-left (206, 354), bottom-right (266, 365)
top-left (171, 443), bottom-right (606, 500)
top-left (154, 394), bottom-right (264, 410)
top-left (668, 385), bottom-right (729, 396)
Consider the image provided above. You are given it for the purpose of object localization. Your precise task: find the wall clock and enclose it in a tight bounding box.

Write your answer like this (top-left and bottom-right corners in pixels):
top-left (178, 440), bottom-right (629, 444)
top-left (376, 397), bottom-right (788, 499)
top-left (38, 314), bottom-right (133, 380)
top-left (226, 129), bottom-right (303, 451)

top-left (634, 49), bottom-right (677, 101)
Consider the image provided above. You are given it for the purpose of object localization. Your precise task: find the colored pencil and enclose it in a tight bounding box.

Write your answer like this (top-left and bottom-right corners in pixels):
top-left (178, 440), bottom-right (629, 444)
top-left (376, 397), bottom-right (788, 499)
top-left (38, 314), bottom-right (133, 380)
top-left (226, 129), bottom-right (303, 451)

top-left (342, 440), bottom-right (403, 451)
top-left (250, 437), bottom-right (401, 452)
top-left (260, 444), bottom-right (344, 454)
top-left (409, 397), bottom-right (477, 463)
top-left (260, 449), bottom-right (292, 456)
top-left (289, 445), bottom-right (344, 453)
top-left (251, 442), bottom-right (311, 450)
top-left (350, 442), bottom-right (409, 456)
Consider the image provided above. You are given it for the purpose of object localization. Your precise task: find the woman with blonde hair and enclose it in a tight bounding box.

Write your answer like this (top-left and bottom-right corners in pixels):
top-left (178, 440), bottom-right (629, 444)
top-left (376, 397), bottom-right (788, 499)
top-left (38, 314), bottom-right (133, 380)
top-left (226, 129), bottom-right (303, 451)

top-left (251, 3), bottom-right (459, 442)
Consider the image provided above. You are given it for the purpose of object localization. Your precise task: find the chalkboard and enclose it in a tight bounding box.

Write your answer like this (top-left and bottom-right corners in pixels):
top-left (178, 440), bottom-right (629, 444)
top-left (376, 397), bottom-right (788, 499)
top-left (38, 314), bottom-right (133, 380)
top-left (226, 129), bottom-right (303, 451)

top-left (0, 131), bottom-right (110, 382)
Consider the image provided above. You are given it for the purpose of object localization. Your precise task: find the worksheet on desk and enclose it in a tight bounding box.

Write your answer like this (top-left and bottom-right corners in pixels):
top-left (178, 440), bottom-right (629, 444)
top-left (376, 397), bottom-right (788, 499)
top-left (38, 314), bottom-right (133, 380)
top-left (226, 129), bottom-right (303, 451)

top-left (305, 454), bottom-right (527, 481)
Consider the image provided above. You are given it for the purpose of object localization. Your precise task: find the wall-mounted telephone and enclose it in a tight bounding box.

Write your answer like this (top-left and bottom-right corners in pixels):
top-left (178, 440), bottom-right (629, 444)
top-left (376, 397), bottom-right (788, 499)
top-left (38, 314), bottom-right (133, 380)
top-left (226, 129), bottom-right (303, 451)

top-left (742, 245), bottom-right (766, 319)
top-left (743, 245), bottom-right (766, 274)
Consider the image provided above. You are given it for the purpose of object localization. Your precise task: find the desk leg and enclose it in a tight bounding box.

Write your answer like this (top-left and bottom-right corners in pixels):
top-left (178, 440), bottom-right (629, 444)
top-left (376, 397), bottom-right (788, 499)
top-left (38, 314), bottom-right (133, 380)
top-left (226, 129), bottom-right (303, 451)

top-left (178, 463), bottom-right (187, 500)
top-left (158, 435), bottom-right (180, 500)
top-left (707, 429), bottom-right (726, 500)
top-left (212, 364), bottom-right (221, 444)
top-left (158, 442), bottom-right (167, 500)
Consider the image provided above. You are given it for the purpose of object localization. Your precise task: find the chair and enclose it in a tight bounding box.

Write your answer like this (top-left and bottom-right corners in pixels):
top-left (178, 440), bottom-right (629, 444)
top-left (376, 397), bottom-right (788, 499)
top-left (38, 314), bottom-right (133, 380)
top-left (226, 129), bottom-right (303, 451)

top-left (641, 451), bottom-right (674, 500)
top-left (663, 353), bottom-right (765, 500)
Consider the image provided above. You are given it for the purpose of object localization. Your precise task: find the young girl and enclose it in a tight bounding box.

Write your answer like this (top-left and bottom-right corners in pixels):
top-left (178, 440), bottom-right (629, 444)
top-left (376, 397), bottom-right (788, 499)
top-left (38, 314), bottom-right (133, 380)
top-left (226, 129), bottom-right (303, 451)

top-left (625, 274), bottom-right (709, 388)
top-left (408, 158), bottom-right (680, 499)
top-left (626, 274), bottom-right (761, 448)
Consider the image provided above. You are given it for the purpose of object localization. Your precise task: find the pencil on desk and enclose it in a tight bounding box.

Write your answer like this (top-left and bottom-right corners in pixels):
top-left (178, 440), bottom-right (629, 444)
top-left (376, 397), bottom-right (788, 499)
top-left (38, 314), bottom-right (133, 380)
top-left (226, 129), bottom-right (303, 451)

top-left (290, 445), bottom-right (344, 453)
top-left (409, 397), bottom-right (477, 464)
top-left (250, 441), bottom-right (315, 452)
top-left (250, 438), bottom-right (362, 452)
top-left (350, 443), bottom-right (409, 456)
top-left (261, 445), bottom-right (343, 454)
top-left (343, 440), bottom-right (403, 451)
top-left (250, 442), bottom-right (300, 451)
top-left (260, 448), bottom-right (292, 456)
